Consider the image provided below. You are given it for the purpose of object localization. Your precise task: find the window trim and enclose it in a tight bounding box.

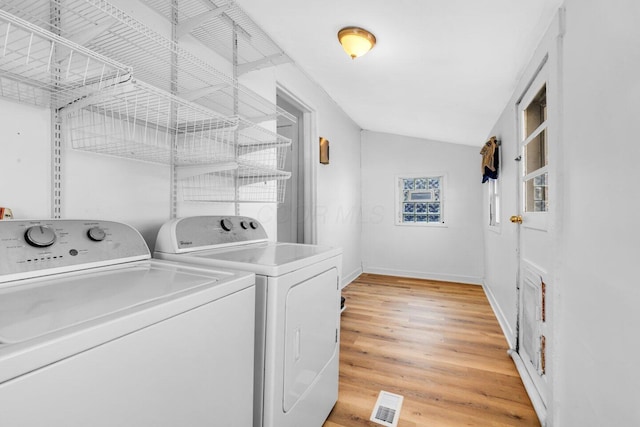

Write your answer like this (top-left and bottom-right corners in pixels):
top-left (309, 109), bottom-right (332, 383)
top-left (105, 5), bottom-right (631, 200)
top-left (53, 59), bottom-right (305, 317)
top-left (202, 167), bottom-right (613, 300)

top-left (517, 76), bottom-right (550, 231)
top-left (488, 176), bottom-right (501, 233)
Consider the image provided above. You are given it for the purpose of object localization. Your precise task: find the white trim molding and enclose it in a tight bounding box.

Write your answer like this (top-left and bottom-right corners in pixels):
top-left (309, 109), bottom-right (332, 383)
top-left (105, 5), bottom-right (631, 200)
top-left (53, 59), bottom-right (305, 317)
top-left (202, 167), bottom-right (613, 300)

top-left (482, 281), bottom-right (516, 349)
top-left (363, 267), bottom-right (482, 286)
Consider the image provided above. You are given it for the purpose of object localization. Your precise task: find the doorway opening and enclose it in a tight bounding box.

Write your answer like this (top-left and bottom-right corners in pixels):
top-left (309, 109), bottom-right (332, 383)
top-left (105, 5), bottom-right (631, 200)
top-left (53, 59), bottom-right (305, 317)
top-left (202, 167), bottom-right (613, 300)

top-left (277, 92), bottom-right (305, 243)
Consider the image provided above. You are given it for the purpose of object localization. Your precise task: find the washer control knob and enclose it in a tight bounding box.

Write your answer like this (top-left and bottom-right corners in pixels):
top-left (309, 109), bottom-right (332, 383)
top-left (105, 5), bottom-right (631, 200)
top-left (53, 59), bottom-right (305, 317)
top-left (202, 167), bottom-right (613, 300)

top-left (220, 219), bottom-right (233, 232)
top-left (24, 225), bottom-right (57, 248)
top-left (249, 221), bottom-right (258, 230)
top-left (240, 221), bottom-right (249, 230)
top-left (87, 227), bottom-right (107, 242)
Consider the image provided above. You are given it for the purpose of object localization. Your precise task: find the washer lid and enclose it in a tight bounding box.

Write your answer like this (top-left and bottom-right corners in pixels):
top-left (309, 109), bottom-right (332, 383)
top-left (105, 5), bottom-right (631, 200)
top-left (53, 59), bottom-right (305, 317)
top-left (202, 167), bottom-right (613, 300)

top-left (0, 261), bottom-right (236, 344)
top-left (190, 242), bottom-right (342, 276)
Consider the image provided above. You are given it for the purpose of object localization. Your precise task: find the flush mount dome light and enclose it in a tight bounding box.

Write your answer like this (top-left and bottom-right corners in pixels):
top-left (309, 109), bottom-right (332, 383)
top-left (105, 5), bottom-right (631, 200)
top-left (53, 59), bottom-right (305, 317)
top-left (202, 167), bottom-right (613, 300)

top-left (338, 26), bottom-right (376, 59)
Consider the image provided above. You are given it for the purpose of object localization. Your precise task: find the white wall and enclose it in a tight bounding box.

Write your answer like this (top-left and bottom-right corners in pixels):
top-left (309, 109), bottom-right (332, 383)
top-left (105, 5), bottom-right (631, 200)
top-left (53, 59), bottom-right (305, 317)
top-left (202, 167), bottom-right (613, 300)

top-left (361, 130), bottom-right (484, 284)
top-left (481, 104), bottom-right (519, 346)
top-left (555, 0), bottom-right (640, 425)
top-left (0, 94), bottom-right (172, 248)
top-left (0, 100), bottom-right (51, 218)
top-left (63, 150), bottom-right (171, 249)
top-left (481, 11), bottom-right (562, 351)
top-left (275, 64), bottom-right (363, 287)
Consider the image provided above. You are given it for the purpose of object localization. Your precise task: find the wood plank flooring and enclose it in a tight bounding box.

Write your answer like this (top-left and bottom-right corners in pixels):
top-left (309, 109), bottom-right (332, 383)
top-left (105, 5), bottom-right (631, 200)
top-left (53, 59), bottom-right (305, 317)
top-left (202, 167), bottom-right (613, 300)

top-left (323, 273), bottom-right (539, 427)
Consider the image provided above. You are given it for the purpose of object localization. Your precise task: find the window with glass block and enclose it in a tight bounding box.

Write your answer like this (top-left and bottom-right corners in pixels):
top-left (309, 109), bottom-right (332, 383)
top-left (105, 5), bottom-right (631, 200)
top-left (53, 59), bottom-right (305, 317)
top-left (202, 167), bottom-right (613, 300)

top-left (397, 176), bottom-right (444, 225)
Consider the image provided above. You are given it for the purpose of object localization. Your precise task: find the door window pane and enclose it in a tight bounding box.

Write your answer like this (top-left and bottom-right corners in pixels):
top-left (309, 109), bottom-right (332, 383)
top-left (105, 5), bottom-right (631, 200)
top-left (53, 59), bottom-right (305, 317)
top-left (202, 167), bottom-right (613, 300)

top-left (524, 85), bottom-right (547, 139)
top-left (522, 83), bottom-right (549, 214)
top-left (525, 129), bottom-right (548, 175)
top-left (525, 173), bottom-right (548, 212)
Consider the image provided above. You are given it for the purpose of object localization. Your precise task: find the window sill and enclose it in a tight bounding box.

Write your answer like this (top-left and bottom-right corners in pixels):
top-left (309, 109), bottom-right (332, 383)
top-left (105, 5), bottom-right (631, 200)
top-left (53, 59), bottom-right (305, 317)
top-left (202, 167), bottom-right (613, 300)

top-left (395, 222), bottom-right (448, 228)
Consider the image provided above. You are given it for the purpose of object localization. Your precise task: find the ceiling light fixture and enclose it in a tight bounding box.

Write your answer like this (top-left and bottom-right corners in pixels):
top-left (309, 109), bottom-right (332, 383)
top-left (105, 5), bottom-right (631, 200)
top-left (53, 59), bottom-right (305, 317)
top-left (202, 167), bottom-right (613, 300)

top-left (337, 27), bottom-right (376, 59)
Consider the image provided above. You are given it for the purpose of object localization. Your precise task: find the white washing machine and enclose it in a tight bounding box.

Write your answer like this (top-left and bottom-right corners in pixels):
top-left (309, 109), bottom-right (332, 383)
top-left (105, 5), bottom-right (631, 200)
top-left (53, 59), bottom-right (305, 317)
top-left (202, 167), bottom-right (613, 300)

top-left (0, 219), bottom-right (256, 427)
top-left (154, 216), bottom-right (343, 427)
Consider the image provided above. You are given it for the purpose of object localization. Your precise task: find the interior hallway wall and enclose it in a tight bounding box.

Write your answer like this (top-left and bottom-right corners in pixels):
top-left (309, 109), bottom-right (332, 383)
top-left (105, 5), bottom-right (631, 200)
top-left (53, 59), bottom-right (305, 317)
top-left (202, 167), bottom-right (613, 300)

top-left (482, 1), bottom-right (640, 425)
top-left (361, 130), bottom-right (484, 284)
top-left (0, 101), bottom-right (51, 219)
top-left (555, 0), bottom-right (640, 425)
top-left (481, 98), bottom-right (519, 347)
top-left (480, 12), bottom-right (563, 351)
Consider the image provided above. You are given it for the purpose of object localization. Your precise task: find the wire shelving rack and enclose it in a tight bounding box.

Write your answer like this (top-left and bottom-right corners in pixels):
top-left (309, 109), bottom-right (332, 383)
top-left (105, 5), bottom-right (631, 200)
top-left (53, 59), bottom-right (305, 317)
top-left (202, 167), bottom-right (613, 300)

top-left (0, 1), bottom-right (292, 205)
top-left (0, 9), bottom-right (130, 107)
top-left (0, 0), bottom-right (294, 124)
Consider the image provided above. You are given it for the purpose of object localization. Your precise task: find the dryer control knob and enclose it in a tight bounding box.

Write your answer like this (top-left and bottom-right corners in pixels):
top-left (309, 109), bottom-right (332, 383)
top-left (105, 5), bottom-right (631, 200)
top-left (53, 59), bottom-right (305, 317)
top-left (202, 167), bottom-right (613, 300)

top-left (87, 227), bottom-right (107, 242)
top-left (24, 225), bottom-right (57, 248)
top-left (220, 219), bottom-right (233, 232)
top-left (249, 221), bottom-right (258, 230)
top-left (240, 221), bottom-right (249, 230)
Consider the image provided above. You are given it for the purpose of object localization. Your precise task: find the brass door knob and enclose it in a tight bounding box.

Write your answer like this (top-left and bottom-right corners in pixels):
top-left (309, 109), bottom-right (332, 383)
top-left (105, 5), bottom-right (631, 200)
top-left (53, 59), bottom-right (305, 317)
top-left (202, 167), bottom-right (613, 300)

top-left (510, 215), bottom-right (523, 224)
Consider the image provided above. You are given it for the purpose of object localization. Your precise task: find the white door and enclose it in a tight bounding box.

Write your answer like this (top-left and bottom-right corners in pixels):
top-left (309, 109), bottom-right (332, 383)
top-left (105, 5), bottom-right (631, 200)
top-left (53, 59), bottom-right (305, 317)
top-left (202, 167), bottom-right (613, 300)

top-left (513, 59), bottom-right (554, 414)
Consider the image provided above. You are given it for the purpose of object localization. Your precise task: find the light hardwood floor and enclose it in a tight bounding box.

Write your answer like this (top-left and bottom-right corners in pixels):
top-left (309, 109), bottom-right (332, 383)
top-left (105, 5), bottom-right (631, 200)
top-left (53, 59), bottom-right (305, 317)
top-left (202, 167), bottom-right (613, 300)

top-left (323, 273), bottom-right (539, 427)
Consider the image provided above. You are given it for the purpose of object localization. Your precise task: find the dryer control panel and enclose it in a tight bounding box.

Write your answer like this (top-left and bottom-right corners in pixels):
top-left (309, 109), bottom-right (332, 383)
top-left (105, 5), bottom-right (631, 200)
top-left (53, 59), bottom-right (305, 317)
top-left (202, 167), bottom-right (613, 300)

top-left (0, 220), bottom-right (150, 282)
top-left (155, 216), bottom-right (268, 253)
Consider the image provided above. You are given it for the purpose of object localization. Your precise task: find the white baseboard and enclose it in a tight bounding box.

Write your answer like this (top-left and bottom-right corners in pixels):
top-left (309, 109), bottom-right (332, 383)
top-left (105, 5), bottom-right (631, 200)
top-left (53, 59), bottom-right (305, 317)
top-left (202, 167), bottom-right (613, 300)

top-left (509, 350), bottom-right (547, 426)
top-left (482, 281), bottom-right (516, 349)
top-left (341, 266), bottom-right (362, 289)
top-left (362, 266), bottom-right (482, 286)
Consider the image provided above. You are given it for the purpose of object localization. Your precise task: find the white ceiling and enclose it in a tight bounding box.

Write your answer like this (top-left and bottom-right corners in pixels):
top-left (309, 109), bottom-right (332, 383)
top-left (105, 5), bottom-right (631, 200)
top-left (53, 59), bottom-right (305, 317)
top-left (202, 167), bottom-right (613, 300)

top-left (235, 0), bottom-right (563, 146)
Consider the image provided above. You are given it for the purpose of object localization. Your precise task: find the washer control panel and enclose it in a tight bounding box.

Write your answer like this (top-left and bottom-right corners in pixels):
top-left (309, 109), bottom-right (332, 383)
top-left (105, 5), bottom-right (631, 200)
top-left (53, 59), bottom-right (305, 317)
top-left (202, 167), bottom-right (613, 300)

top-left (168, 216), bottom-right (268, 251)
top-left (0, 220), bottom-right (150, 280)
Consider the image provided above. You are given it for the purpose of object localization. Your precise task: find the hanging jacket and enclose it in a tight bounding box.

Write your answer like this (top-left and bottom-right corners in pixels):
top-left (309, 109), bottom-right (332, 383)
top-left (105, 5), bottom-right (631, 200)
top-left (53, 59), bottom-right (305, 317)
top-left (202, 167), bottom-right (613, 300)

top-left (480, 137), bottom-right (499, 183)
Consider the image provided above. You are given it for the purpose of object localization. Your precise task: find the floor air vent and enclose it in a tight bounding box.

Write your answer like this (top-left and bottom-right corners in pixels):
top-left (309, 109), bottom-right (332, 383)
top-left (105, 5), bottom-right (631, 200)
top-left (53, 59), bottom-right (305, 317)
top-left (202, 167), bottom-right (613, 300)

top-left (370, 390), bottom-right (404, 427)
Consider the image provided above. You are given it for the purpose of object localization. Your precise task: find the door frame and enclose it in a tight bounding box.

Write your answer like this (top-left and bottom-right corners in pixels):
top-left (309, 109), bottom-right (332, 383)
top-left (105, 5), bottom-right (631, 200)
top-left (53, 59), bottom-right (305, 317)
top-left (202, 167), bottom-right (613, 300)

top-left (276, 84), bottom-right (318, 245)
top-left (276, 94), bottom-right (303, 243)
top-left (511, 56), bottom-right (551, 427)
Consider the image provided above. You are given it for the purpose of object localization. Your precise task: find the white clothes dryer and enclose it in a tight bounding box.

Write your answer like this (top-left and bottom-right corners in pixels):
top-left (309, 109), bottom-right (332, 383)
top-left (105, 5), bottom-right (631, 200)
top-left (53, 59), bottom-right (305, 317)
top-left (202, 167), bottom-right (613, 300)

top-left (0, 219), bottom-right (255, 427)
top-left (155, 215), bottom-right (343, 427)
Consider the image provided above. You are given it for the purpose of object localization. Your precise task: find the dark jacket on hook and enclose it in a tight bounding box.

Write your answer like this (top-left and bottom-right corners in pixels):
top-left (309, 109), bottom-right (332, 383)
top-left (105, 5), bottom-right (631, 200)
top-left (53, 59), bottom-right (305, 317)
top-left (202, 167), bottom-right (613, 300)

top-left (480, 137), bottom-right (499, 183)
